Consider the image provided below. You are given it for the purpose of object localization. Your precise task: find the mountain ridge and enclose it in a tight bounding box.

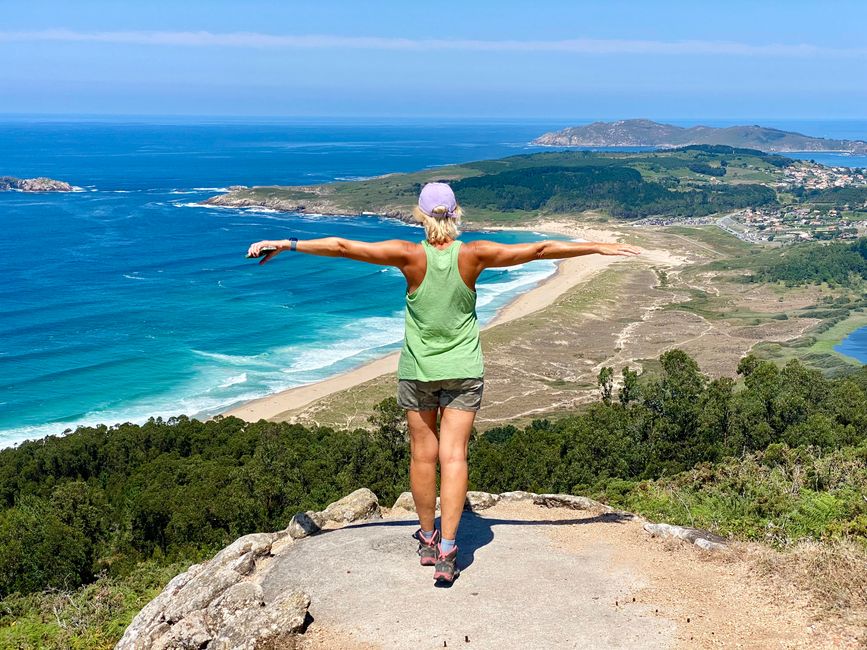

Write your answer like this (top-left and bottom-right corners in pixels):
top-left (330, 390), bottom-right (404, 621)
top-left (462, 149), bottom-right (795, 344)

top-left (533, 119), bottom-right (867, 154)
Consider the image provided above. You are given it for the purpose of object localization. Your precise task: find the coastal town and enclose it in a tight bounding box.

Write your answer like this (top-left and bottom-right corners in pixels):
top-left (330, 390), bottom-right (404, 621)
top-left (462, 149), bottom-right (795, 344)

top-left (634, 159), bottom-right (867, 243)
top-left (779, 159), bottom-right (867, 191)
top-left (725, 160), bottom-right (866, 243)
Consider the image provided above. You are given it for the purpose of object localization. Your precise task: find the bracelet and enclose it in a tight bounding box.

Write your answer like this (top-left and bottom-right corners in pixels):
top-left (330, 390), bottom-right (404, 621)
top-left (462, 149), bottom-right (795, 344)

top-left (288, 237), bottom-right (298, 252)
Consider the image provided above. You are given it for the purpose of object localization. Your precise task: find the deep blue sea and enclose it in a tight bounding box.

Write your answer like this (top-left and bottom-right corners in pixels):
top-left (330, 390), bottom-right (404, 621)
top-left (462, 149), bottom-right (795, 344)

top-left (1, 117), bottom-right (866, 447)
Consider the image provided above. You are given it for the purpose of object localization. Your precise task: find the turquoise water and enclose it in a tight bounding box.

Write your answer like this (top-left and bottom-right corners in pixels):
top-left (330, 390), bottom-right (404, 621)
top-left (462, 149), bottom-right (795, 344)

top-left (0, 118), bottom-right (564, 446)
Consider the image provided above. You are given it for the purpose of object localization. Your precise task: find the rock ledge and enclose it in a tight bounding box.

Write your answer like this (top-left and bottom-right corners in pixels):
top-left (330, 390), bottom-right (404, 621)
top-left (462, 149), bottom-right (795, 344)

top-left (118, 488), bottom-right (725, 648)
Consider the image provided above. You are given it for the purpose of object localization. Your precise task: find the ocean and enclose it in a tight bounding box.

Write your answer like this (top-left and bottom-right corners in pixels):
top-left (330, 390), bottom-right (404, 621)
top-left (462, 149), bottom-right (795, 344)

top-left (0, 118), bottom-right (571, 447)
top-left (2, 117), bottom-right (866, 447)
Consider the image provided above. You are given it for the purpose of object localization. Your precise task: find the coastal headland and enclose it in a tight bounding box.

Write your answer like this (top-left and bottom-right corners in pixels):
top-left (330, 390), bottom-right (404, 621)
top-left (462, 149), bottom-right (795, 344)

top-left (532, 118), bottom-right (867, 153)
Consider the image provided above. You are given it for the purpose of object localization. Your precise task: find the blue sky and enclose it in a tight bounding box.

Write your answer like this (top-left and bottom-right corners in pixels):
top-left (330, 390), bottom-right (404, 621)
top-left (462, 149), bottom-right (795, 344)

top-left (2, 1), bottom-right (866, 119)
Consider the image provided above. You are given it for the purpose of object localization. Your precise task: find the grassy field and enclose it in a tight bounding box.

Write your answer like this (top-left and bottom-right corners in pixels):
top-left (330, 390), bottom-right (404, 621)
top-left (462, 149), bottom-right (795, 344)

top-left (754, 306), bottom-right (867, 373)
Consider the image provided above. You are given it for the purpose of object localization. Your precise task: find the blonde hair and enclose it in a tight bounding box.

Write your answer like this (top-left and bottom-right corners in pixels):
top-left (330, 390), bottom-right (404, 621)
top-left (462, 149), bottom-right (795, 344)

top-left (412, 204), bottom-right (463, 244)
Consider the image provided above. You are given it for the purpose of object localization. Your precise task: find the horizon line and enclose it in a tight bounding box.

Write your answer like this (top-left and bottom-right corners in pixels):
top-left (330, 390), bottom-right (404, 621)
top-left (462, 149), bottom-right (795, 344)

top-left (3, 112), bottom-right (867, 122)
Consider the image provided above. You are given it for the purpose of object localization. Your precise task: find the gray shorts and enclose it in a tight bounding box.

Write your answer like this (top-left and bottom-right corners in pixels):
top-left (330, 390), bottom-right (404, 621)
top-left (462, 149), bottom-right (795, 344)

top-left (397, 378), bottom-right (484, 412)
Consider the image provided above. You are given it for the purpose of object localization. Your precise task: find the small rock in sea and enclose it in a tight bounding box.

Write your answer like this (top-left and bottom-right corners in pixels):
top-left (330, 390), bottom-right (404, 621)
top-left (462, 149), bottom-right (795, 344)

top-left (0, 176), bottom-right (75, 192)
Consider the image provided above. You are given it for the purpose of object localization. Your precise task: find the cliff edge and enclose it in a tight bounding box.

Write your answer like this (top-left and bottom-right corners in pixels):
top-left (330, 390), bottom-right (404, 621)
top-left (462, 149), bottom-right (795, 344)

top-left (117, 488), bottom-right (847, 649)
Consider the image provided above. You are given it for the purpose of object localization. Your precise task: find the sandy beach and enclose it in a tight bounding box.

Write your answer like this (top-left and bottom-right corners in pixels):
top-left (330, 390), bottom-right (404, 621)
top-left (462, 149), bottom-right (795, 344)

top-left (220, 220), bottom-right (670, 423)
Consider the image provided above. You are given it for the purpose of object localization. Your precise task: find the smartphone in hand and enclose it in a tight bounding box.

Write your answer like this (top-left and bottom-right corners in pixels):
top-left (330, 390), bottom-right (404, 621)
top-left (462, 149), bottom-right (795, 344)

top-left (246, 246), bottom-right (278, 259)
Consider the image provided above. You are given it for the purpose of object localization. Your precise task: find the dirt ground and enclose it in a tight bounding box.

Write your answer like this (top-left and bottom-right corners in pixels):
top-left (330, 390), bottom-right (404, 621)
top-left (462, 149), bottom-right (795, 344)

top-left (286, 500), bottom-right (862, 649)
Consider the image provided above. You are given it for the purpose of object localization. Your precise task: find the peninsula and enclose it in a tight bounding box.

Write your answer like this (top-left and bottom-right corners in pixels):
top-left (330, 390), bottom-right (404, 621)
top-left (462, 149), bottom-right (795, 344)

top-left (202, 145), bottom-right (867, 243)
top-left (532, 119), bottom-right (867, 154)
top-left (202, 145), bottom-right (789, 224)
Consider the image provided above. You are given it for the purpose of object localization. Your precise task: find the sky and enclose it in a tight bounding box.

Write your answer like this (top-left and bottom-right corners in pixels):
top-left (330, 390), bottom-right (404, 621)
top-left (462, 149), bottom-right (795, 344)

top-left (2, 0), bottom-right (867, 120)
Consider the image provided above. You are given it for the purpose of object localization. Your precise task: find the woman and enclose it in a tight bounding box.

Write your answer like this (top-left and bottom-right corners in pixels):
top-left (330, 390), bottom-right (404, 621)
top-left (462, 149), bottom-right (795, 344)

top-left (247, 182), bottom-right (640, 584)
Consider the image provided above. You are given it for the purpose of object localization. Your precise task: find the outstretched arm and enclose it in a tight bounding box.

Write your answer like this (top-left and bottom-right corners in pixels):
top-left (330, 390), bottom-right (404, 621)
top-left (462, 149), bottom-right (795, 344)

top-left (466, 239), bottom-right (641, 270)
top-left (247, 237), bottom-right (414, 267)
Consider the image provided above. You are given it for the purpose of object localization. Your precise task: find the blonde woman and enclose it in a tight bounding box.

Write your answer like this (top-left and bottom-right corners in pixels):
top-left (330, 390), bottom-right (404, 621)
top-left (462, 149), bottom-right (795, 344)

top-left (247, 182), bottom-right (640, 584)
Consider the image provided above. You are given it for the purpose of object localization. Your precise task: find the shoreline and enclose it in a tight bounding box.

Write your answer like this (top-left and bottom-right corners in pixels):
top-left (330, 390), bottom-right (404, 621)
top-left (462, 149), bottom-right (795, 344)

top-left (219, 220), bottom-right (633, 422)
top-left (819, 312), bottom-right (867, 365)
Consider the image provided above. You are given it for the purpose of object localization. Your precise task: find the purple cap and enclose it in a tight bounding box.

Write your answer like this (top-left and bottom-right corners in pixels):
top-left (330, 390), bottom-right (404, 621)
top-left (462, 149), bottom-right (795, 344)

top-left (418, 182), bottom-right (457, 218)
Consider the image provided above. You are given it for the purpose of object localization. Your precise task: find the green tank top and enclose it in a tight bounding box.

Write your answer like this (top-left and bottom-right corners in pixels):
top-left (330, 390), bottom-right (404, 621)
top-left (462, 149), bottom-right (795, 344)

top-left (397, 239), bottom-right (484, 381)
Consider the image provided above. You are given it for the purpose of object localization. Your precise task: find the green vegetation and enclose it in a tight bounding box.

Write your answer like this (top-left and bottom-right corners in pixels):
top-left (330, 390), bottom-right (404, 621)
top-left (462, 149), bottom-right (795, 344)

top-left (617, 444), bottom-right (866, 543)
top-left (750, 237), bottom-right (867, 286)
top-left (451, 164), bottom-right (775, 218)
top-left (1, 350), bottom-right (865, 645)
top-left (794, 185), bottom-right (867, 207)
top-left (0, 560), bottom-right (190, 650)
top-left (471, 352), bottom-right (867, 515)
top-left (687, 162), bottom-right (727, 177)
top-left (0, 411), bottom-right (411, 594)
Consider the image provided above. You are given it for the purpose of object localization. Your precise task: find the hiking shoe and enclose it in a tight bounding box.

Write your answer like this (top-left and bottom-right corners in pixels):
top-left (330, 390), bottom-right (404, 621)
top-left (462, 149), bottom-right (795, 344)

top-left (433, 543), bottom-right (459, 584)
top-left (412, 528), bottom-right (441, 566)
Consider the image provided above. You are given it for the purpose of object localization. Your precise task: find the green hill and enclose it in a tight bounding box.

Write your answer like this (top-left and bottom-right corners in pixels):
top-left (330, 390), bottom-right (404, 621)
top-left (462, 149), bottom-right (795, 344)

top-left (204, 145), bottom-right (789, 223)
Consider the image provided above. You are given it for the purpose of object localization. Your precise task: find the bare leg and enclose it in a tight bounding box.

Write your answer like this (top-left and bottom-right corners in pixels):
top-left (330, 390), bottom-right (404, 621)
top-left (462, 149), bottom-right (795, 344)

top-left (407, 409), bottom-right (439, 532)
top-left (437, 407), bottom-right (476, 540)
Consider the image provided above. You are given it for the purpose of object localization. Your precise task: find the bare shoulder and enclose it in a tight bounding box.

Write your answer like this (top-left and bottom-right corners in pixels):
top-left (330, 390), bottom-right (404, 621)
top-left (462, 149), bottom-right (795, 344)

top-left (376, 239), bottom-right (421, 257)
top-left (400, 239), bottom-right (424, 255)
top-left (461, 239), bottom-right (498, 256)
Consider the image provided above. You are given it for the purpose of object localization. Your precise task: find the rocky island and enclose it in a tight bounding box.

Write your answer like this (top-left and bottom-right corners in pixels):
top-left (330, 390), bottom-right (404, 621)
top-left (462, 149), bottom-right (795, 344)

top-left (533, 119), bottom-right (867, 154)
top-left (0, 176), bottom-right (76, 192)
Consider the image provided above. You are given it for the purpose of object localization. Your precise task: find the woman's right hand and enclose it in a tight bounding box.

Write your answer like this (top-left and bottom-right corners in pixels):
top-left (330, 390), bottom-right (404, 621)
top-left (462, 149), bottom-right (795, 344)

top-left (247, 240), bottom-right (283, 264)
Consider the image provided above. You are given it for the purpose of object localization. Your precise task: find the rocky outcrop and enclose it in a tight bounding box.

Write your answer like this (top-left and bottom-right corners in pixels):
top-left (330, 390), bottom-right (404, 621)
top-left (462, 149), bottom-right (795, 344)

top-left (465, 490), bottom-right (500, 510)
top-left (115, 531), bottom-right (306, 649)
top-left (320, 487), bottom-right (381, 523)
top-left (287, 511), bottom-right (323, 539)
top-left (533, 493), bottom-right (616, 512)
top-left (0, 176), bottom-right (76, 192)
top-left (202, 188), bottom-right (414, 223)
top-left (287, 487), bottom-right (381, 540)
top-left (119, 488), bottom-right (727, 648)
top-left (391, 490), bottom-right (501, 512)
top-left (390, 489), bottom-right (618, 514)
top-left (117, 489), bottom-right (383, 649)
top-left (643, 522), bottom-right (728, 552)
